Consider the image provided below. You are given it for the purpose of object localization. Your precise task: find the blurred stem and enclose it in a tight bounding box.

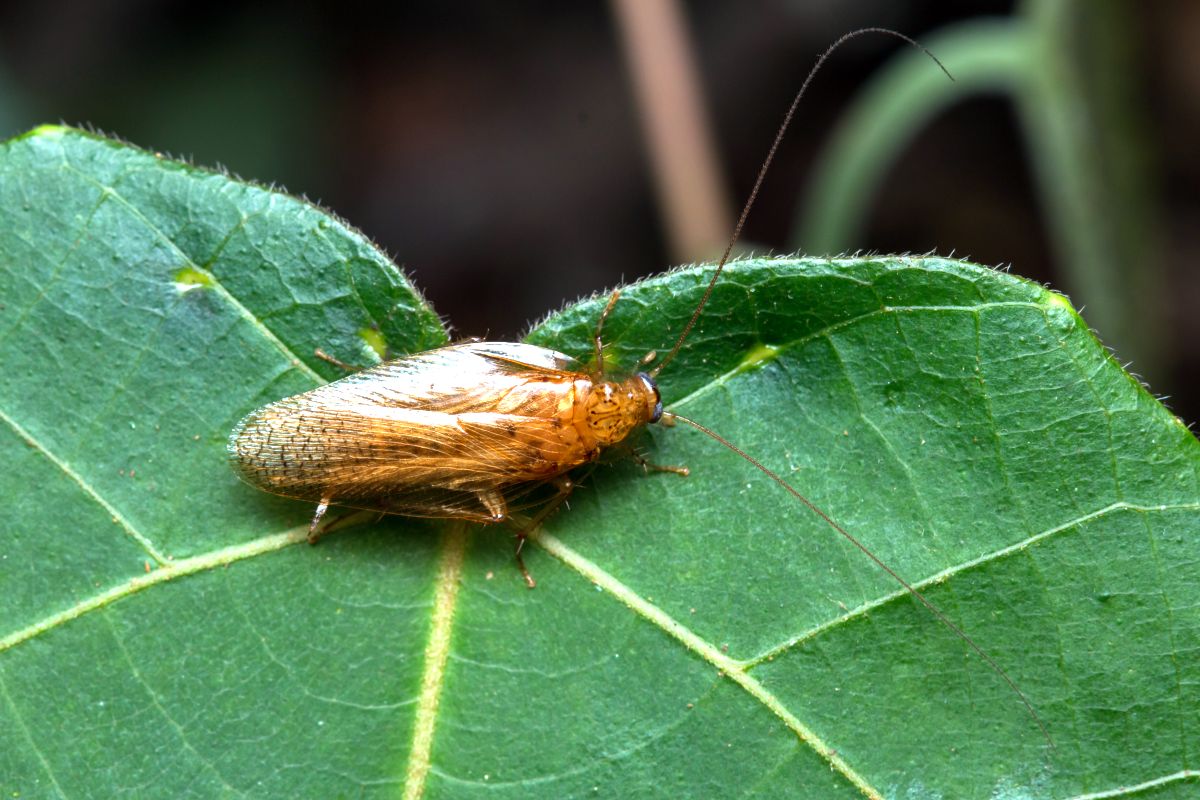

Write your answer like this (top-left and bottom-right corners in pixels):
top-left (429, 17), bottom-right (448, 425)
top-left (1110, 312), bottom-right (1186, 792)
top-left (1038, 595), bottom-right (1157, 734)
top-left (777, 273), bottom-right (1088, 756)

top-left (794, 19), bottom-right (1031, 255)
top-left (610, 0), bottom-right (732, 264)
top-left (1014, 0), bottom-right (1163, 376)
top-left (0, 60), bottom-right (35, 140)
top-left (795, 4), bottom-right (1164, 377)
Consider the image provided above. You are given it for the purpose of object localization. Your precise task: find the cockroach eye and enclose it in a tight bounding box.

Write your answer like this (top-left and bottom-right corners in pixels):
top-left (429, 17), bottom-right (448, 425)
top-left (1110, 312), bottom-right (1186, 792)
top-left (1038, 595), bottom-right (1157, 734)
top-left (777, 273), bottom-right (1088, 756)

top-left (638, 372), bottom-right (662, 423)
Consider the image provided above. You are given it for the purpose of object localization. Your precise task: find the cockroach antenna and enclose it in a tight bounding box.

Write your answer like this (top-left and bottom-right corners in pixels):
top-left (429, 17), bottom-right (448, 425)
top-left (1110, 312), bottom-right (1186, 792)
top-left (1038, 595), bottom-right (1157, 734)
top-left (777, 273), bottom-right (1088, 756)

top-left (666, 413), bottom-right (1054, 748)
top-left (647, 29), bottom-right (1054, 747)
top-left (650, 27), bottom-right (953, 379)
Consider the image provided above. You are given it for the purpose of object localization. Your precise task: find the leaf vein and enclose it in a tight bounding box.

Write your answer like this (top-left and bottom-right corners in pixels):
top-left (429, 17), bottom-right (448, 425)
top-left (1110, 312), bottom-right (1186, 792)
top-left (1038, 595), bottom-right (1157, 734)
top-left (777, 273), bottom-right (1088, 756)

top-left (103, 613), bottom-right (247, 796)
top-left (58, 163), bottom-right (323, 384)
top-left (667, 301), bottom-right (1040, 409)
top-left (1063, 769), bottom-right (1198, 799)
top-left (0, 525), bottom-right (308, 654)
top-left (0, 669), bottom-right (67, 797)
top-left (746, 501), bottom-right (1200, 665)
top-left (0, 183), bottom-right (107, 351)
top-left (0, 403), bottom-right (168, 564)
top-left (533, 530), bottom-right (886, 800)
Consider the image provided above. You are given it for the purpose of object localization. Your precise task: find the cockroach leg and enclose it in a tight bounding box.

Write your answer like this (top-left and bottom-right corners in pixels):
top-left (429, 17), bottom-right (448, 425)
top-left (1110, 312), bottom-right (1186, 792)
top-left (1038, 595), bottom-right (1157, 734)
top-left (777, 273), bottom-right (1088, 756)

top-left (314, 348), bottom-right (362, 372)
top-left (593, 289), bottom-right (622, 378)
top-left (307, 505), bottom-right (387, 545)
top-left (307, 498), bottom-right (332, 544)
top-left (629, 451), bottom-right (690, 477)
top-left (477, 488), bottom-right (508, 522)
top-left (510, 475), bottom-right (577, 589)
top-left (514, 538), bottom-right (536, 590)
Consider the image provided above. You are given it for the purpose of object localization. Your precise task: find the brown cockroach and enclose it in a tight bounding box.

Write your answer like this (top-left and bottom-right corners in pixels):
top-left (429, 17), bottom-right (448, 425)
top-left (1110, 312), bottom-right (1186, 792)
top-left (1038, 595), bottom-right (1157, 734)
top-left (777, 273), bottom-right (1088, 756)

top-left (228, 28), bottom-right (1050, 743)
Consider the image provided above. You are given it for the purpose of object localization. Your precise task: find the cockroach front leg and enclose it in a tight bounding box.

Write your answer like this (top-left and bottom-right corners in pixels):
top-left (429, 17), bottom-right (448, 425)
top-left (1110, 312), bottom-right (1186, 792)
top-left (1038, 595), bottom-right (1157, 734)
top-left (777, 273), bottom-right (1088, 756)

top-left (629, 452), bottom-right (690, 477)
top-left (623, 412), bottom-right (689, 476)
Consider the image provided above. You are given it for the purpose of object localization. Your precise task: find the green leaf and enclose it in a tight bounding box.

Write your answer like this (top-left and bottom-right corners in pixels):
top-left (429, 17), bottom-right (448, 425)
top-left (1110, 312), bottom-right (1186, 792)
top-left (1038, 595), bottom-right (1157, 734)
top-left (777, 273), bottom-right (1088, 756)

top-left (2, 127), bottom-right (1197, 799)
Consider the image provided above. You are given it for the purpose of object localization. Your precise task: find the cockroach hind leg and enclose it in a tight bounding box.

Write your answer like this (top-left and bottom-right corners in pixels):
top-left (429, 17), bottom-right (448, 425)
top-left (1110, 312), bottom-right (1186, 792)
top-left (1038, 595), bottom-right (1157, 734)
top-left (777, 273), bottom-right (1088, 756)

top-left (307, 498), bottom-right (332, 544)
top-left (308, 504), bottom-right (384, 545)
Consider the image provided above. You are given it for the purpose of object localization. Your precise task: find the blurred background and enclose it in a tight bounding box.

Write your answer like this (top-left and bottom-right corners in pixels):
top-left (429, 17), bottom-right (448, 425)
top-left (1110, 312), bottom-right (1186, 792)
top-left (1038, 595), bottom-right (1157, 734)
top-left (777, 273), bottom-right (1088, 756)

top-left (1, 0), bottom-right (1195, 425)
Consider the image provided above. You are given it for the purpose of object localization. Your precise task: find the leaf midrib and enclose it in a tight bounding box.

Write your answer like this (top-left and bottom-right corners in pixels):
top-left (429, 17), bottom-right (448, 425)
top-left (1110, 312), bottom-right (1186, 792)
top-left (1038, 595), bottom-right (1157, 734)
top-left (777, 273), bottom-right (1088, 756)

top-left (404, 525), bottom-right (467, 800)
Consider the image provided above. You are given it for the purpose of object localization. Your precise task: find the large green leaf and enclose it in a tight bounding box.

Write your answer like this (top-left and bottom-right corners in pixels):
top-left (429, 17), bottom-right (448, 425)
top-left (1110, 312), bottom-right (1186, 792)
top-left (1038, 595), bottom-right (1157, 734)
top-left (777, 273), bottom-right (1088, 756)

top-left (1, 127), bottom-right (1197, 799)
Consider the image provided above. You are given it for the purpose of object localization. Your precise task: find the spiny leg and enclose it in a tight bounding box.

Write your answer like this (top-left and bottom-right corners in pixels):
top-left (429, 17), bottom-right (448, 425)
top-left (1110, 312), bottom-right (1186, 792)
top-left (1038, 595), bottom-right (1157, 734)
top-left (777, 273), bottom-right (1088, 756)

top-left (613, 421), bottom-right (689, 475)
top-left (510, 475), bottom-right (577, 589)
top-left (475, 486), bottom-right (537, 587)
top-left (628, 450), bottom-right (689, 477)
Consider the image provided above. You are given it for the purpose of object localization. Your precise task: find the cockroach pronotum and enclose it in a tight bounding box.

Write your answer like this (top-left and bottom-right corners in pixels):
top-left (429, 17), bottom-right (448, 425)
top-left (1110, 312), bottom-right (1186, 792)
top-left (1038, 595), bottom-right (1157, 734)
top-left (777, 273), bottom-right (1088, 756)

top-left (228, 28), bottom-right (1050, 745)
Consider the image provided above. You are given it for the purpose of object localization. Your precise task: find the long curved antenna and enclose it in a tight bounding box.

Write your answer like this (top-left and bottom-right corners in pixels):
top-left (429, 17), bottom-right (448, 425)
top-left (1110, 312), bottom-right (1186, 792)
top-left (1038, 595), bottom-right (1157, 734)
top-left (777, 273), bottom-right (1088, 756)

top-left (669, 411), bottom-right (1054, 749)
top-left (650, 28), bottom-right (952, 379)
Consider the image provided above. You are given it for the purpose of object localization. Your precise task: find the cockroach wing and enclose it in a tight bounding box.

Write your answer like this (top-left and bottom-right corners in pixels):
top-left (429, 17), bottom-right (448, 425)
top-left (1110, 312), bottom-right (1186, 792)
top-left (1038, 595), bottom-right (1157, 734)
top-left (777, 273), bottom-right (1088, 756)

top-left (228, 342), bottom-right (595, 522)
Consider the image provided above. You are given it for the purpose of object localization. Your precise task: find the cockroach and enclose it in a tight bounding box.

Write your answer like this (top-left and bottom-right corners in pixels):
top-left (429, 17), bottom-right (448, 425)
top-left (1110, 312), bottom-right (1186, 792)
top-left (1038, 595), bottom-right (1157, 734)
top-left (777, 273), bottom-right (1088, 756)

top-left (228, 28), bottom-right (1050, 744)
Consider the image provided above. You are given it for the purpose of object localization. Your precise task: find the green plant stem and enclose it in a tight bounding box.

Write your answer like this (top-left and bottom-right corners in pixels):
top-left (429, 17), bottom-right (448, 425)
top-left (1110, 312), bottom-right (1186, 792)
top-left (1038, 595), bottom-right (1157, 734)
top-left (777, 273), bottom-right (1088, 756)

top-left (793, 18), bottom-right (1032, 257)
top-left (794, 6), bottom-right (1165, 378)
top-left (1014, 0), bottom-right (1164, 377)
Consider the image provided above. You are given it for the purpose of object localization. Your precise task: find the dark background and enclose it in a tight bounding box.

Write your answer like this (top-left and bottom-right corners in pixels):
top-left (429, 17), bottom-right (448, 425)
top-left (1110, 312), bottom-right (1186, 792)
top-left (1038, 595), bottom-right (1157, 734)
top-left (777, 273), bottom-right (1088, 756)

top-left (1, 0), bottom-right (1195, 425)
